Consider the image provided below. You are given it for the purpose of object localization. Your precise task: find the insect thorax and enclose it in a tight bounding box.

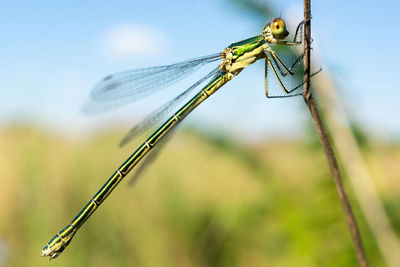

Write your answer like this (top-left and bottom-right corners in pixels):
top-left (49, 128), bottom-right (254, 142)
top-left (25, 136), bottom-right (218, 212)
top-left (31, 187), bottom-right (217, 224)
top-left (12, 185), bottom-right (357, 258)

top-left (262, 26), bottom-right (278, 44)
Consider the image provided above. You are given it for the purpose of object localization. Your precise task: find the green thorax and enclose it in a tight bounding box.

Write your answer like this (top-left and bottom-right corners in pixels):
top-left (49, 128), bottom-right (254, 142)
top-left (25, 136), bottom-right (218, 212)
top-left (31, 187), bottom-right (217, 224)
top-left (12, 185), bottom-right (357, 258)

top-left (228, 35), bottom-right (264, 60)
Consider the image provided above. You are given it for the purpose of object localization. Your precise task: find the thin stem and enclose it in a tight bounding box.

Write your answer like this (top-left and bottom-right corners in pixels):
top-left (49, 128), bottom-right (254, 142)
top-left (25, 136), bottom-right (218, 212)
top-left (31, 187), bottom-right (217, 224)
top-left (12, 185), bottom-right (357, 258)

top-left (302, 1), bottom-right (368, 266)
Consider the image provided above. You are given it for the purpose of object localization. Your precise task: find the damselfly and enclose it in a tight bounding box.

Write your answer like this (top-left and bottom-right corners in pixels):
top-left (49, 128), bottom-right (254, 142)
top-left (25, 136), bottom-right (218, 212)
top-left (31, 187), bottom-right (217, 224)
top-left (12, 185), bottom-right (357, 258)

top-left (42, 18), bottom-right (311, 259)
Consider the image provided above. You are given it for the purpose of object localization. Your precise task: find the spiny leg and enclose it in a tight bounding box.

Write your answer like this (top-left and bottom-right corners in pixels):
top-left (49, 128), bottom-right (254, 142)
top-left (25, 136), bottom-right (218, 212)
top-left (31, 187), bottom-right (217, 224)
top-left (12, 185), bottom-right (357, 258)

top-left (267, 64), bottom-right (322, 98)
top-left (266, 56), bottom-right (308, 97)
top-left (266, 58), bottom-right (290, 95)
top-left (265, 51), bottom-right (316, 97)
top-left (293, 21), bottom-right (304, 43)
top-left (268, 50), bottom-right (303, 76)
top-left (287, 67), bottom-right (322, 94)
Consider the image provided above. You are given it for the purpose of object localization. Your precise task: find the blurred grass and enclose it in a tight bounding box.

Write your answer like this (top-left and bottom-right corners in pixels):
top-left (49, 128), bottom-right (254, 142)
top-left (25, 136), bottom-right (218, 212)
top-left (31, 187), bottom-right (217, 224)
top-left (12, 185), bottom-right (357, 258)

top-left (0, 124), bottom-right (399, 266)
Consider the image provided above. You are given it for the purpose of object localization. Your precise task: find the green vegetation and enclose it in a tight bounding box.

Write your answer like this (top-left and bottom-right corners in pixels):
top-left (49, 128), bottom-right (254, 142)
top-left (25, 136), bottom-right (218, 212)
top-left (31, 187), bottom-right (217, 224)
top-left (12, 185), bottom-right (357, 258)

top-left (0, 125), bottom-right (398, 266)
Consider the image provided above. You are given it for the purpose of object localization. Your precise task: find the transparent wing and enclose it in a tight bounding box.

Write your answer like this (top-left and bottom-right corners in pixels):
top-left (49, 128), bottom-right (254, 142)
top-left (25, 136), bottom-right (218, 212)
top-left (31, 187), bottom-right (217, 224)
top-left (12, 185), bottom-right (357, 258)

top-left (123, 68), bottom-right (222, 184)
top-left (119, 67), bottom-right (222, 147)
top-left (90, 53), bottom-right (221, 102)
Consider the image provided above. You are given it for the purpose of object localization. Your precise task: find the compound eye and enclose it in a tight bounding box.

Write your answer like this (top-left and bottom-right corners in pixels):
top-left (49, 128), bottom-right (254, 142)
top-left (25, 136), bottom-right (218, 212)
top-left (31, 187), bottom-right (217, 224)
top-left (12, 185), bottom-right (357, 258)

top-left (271, 18), bottom-right (288, 39)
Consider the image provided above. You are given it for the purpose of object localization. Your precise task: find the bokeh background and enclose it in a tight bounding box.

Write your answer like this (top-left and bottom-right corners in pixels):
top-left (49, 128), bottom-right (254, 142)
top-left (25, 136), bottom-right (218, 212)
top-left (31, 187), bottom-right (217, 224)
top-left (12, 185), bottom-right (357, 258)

top-left (1, 0), bottom-right (399, 266)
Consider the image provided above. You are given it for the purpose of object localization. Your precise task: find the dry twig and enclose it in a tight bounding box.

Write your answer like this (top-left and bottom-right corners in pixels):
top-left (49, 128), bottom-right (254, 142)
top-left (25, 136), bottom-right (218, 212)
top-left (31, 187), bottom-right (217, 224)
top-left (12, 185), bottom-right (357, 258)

top-left (302, 1), bottom-right (368, 266)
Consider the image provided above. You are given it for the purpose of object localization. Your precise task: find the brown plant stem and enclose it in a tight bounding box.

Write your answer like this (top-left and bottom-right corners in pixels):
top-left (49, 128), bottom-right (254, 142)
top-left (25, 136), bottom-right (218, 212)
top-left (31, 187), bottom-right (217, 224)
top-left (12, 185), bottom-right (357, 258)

top-left (302, 1), bottom-right (367, 266)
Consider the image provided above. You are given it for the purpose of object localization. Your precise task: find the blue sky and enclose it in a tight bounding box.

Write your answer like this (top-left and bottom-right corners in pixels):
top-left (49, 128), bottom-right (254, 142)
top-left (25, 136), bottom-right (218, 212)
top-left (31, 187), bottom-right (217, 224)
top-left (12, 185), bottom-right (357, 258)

top-left (1, 0), bottom-right (399, 141)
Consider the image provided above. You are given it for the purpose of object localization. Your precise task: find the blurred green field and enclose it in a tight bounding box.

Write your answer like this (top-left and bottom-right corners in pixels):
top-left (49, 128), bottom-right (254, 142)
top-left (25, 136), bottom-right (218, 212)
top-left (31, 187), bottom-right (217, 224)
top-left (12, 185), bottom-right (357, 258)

top-left (0, 124), bottom-right (399, 266)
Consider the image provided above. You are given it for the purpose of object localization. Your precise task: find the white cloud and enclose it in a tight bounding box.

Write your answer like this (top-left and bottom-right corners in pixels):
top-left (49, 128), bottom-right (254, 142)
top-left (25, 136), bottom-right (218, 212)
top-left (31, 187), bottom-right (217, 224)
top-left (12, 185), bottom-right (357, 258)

top-left (103, 23), bottom-right (168, 59)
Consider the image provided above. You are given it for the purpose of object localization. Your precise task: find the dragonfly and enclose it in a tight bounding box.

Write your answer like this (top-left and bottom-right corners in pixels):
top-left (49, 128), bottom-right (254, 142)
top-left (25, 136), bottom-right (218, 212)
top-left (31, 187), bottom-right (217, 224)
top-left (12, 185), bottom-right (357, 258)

top-left (42, 17), bottom-right (311, 259)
